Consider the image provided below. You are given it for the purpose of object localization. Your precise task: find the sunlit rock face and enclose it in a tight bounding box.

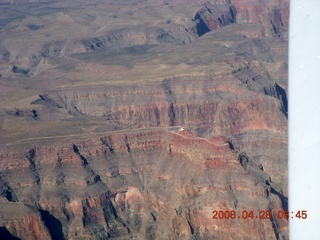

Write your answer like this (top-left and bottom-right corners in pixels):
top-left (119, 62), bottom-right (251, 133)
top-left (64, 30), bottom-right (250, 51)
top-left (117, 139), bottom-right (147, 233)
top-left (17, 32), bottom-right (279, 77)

top-left (0, 129), bottom-right (287, 239)
top-left (0, 0), bottom-right (288, 239)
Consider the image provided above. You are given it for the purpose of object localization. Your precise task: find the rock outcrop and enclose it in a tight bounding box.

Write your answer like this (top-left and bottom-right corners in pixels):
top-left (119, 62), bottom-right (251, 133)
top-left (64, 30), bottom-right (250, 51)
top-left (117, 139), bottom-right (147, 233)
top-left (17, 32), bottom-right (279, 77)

top-left (0, 129), bottom-right (287, 239)
top-left (193, 3), bottom-right (237, 36)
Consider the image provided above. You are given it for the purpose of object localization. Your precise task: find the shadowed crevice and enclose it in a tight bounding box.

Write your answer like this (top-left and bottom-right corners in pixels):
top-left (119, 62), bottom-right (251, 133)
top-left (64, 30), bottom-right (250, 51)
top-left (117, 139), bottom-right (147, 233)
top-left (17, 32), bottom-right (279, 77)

top-left (0, 227), bottom-right (21, 240)
top-left (124, 135), bottom-right (131, 153)
top-left (39, 210), bottom-right (64, 240)
top-left (275, 83), bottom-right (288, 118)
top-left (0, 176), bottom-right (19, 202)
top-left (168, 103), bottom-right (176, 126)
top-left (270, 214), bottom-right (280, 240)
top-left (195, 13), bottom-right (211, 36)
top-left (72, 144), bottom-right (88, 166)
top-left (264, 83), bottom-right (288, 118)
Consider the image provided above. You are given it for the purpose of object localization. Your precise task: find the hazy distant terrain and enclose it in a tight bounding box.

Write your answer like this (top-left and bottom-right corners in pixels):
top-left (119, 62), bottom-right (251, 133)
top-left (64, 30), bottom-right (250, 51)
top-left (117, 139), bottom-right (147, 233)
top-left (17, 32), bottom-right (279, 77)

top-left (0, 0), bottom-right (289, 239)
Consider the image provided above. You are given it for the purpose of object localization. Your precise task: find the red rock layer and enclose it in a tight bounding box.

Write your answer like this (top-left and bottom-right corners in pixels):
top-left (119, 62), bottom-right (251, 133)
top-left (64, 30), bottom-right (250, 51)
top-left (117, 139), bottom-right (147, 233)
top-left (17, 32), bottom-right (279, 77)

top-left (0, 129), bottom-right (287, 239)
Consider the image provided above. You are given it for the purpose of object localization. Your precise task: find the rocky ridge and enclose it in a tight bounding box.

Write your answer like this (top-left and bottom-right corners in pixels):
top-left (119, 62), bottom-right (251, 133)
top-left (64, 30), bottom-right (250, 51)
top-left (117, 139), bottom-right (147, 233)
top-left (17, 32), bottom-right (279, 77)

top-left (0, 129), bottom-right (287, 239)
top-left (0, 0), bottom-right (288, 77)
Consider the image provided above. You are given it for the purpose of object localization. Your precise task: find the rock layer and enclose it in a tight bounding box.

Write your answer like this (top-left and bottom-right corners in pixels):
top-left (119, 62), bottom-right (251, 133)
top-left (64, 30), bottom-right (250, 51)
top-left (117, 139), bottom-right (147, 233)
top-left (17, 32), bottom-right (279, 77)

top-left (0, 129), bottom-right (287, 239)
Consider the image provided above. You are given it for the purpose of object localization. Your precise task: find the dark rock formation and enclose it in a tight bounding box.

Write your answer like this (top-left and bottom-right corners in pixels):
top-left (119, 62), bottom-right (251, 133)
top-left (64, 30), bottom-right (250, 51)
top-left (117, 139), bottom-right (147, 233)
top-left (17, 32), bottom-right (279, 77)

top-left (193, 3), bottom-right (237, 36)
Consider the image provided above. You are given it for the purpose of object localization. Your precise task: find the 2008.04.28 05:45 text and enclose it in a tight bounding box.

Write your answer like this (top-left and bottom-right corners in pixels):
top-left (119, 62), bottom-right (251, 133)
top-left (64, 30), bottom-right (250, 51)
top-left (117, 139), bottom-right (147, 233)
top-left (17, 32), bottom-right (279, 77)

top-left (212, 210), bottom-right (308, 220)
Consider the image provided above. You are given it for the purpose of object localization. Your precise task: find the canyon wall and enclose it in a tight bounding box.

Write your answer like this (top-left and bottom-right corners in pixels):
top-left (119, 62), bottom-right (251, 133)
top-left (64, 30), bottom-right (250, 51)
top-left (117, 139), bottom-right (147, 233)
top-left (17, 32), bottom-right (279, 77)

top-left (0, 0), bottom-right (288, 239)
top-left (0, 129), bottom-right (287, 239)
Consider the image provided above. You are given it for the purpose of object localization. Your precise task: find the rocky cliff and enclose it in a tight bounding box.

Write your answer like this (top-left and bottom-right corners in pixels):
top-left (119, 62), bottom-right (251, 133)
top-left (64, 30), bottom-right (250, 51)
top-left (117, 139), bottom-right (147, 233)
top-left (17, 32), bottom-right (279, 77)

top-left (0, 129), bottom-right (287, 239)
top-left (0, 0), bottom-right (288, 239)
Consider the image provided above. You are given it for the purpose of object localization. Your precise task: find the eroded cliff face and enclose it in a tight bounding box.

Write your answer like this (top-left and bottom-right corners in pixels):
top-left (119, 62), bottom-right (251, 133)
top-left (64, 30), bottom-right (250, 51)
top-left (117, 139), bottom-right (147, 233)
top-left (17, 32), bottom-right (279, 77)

top-left (0, 129), bottom-right (287, 239)
top-left (32, 74), bottom-right (286, 133)
top-left (0, 0), bottom-right (288, 239)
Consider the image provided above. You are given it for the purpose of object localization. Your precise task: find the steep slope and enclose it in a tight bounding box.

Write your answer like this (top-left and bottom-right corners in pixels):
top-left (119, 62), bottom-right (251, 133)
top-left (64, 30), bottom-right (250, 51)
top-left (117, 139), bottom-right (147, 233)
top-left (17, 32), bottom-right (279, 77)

top-left (0, 129), bottom-right (287, 239)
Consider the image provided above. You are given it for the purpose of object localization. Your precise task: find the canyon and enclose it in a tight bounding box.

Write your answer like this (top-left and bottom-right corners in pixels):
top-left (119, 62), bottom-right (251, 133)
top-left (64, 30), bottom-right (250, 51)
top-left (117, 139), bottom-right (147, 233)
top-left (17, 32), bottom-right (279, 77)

top-left (0, 0), bottom-right (288, 239)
